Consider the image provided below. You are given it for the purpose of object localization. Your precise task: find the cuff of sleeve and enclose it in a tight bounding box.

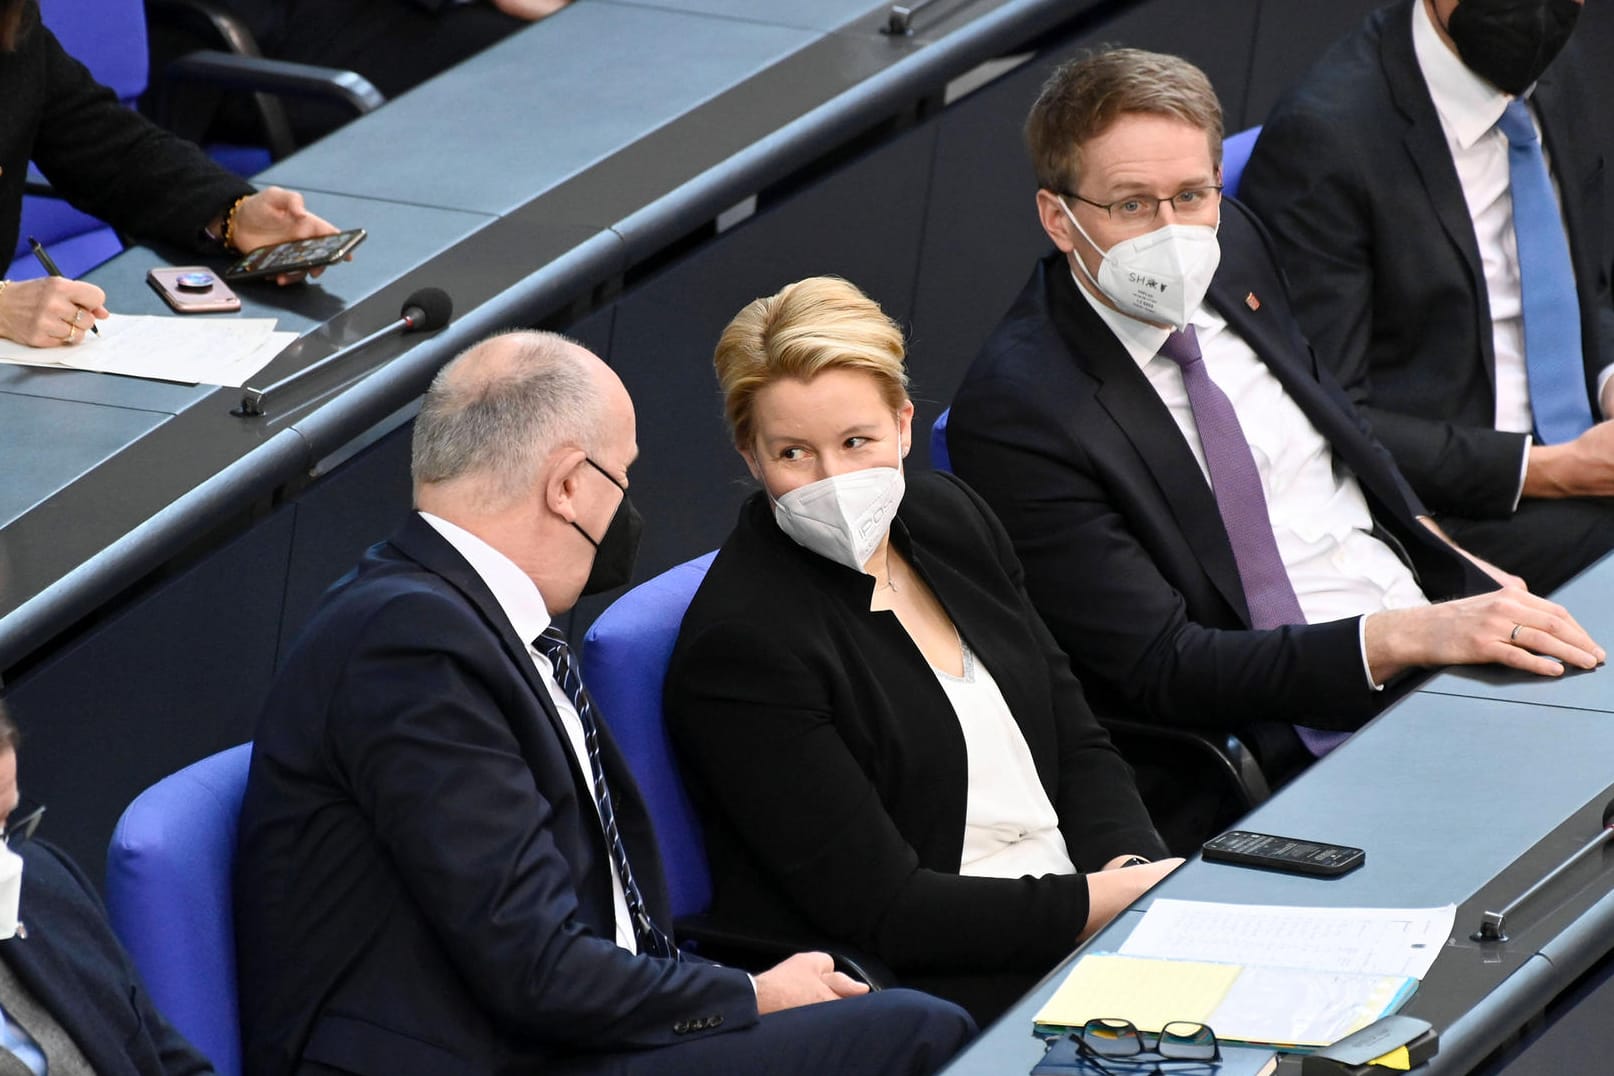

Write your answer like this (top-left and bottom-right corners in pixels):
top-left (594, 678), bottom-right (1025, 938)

top-left (1597, 364), bottom-right (1614, 419)
top-left (1358, 615), bottom-right (1386, 692)
top-left (1510, 434), bottom-right (1531, 513)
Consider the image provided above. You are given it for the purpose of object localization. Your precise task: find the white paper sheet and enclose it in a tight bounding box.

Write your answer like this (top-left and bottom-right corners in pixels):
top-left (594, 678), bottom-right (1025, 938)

top-left (1119, 899), bottom-right (1456, 980)
top-left (0, 314), bottom-right (291, 387)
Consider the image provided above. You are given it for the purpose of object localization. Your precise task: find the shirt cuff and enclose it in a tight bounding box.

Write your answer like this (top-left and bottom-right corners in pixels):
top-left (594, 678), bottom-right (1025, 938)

top-left (1510, 433), bottom-right (1531, 512)
top-left (1598, 364), bottom-right (1614, 419)
top-left (1358, 615), bottom-right (1386, 692)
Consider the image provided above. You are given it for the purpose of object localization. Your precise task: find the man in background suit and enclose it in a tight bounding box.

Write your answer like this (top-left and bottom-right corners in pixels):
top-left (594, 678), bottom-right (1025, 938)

top-left (948, 49), bottom-right (1600, 795)
top-left (234, 331), bottom-right (973, 1076)
top-left (0, 700), bottom-right (214, 1075)
top-left (1240, 0), bottom-right (1614, 593)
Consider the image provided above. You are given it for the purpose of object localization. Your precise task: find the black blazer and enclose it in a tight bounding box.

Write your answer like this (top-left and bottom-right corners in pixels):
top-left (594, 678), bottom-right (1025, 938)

top-left (1240, 0), bottom-right (1614, 519)
top-left (0, 841), bottom-right (213, 1076)
top-left (0, 2), bottom-right (251, 269)
top-left (234, 515), bottom-right (755, 1076)
top-left (665, 474), bottom-right (1166, 989)
top-left (948, 200), bottom-right (1491, 735)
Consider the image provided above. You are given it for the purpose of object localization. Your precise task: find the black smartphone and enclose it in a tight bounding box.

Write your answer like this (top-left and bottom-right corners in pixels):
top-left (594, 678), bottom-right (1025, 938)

top-left (1201, 830), bottom-right (1365, 877)
top-left (223, 228), bottom-right (366, 281)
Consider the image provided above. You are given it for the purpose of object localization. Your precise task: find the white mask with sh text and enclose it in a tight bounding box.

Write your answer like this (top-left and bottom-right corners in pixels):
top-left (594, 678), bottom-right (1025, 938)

top-left (1061, 200), bottom-right (1221, 330)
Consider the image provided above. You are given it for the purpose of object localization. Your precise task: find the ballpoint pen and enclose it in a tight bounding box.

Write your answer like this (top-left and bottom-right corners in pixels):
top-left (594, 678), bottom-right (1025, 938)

top-left (26, 236), bottom-right (99, 335)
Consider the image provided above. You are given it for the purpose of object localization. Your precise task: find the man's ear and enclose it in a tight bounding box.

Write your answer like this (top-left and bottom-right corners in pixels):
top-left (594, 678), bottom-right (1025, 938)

top-left (1035, 189), bottom-right (1079, 254)
top-left (545, 447), bottom-right (588, 522)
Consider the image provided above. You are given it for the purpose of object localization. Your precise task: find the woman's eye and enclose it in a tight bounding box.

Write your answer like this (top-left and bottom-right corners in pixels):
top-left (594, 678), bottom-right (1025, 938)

top-left (845, 437), bottom-right (869, 450)
top-left (779, 447), bottom-right (806, 461)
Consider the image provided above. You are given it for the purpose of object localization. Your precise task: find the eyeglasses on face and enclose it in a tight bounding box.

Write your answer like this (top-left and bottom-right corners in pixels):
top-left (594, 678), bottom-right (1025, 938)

top-left (1063, 187), bottom-right (1223, 228)
top-left (0, 799), bottom-right (44, 846)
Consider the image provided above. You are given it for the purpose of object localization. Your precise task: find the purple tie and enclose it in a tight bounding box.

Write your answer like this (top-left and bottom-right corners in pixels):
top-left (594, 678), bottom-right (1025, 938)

top-left (1159, 327), bottom-right (1346, 756)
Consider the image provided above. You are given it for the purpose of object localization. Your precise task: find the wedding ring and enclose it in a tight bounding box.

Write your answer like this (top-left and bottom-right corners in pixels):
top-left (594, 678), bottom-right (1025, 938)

top-left (71, 308), bottom-right (83, 326)
top-left (67, 326), bottom-right (78, 343)
top-left (1510, 623), bottom-right (1523, 643)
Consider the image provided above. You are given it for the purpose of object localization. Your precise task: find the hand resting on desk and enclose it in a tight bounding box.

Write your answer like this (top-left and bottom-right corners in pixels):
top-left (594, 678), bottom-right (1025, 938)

top-left (1081, 858), bottom-right (1185, 941)
top-left (1365, 589), bottom-right (1604, 685)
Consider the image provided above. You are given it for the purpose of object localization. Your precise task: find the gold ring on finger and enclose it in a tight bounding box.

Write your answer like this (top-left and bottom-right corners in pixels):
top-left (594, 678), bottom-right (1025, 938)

top-left (71, 308), bottom-right (83, 326)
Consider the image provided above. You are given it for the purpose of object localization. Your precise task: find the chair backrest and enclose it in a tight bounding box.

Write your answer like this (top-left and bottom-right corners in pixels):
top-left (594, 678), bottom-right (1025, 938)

top-left (1221, 125), bottom-right (1263, 199)
top-left (105, 743), bottom-right (251, 1076)
top-left (930, 407), bottom-right (952, 472)
top-left (582, 552), bottom-right (717, 920)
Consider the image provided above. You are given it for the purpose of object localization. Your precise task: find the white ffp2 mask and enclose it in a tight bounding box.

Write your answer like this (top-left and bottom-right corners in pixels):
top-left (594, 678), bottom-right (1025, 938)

top-left (1062, 201), bottom-right (1221, 331)
top-left (771, 466), bottom-right (905, 573)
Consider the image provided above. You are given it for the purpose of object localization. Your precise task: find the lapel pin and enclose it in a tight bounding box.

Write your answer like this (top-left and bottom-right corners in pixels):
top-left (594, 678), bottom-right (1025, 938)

top-left (1244, 292), bottom-right (1261, 311)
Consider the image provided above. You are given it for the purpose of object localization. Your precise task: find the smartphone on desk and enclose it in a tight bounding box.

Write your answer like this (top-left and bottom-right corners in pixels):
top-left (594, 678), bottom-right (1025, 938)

top-left (224, 228), bottom-right (366, 281)
top-left (147, 267), bottom-right (241, 314)
top-left (1202, 830), bottom-right (1365, 877)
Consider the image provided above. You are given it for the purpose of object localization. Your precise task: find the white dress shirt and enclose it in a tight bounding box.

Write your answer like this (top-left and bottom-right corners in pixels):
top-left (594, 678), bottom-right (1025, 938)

top-left (420, 511), bottom-right (637, 954)
top-left (1076, 276), bottom-right (1430, 687)
top-left (1411, 3), bottom-right (1613, 486)
top-left (930, 642), bottom-right (1077, 879)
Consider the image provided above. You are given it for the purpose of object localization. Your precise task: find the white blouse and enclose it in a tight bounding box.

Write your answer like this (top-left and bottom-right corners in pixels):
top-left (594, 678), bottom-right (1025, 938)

top-left (932, 642), bottom-right (1078, 879)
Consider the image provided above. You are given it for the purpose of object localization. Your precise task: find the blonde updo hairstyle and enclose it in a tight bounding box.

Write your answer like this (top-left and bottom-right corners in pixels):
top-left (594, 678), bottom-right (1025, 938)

top-left (714, 276), bottom-right (910, 453)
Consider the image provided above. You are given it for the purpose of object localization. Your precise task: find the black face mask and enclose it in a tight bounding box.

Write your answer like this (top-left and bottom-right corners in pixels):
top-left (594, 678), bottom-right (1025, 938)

top-left (573, 457), bottom-right (643, 596)
top-left (1446, 0), bottom-right (1580, 96)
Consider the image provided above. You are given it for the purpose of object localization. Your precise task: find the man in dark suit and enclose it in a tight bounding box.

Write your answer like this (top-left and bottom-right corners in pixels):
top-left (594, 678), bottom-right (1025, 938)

top-left (1240, 0), bottom-right (1614, 593)
top-left (0, 701), bottom-right (214, 1075)
top-left (234, 331), bottom-right (973, 1076)
top-left (949, 49), bottom-right (1601, 787)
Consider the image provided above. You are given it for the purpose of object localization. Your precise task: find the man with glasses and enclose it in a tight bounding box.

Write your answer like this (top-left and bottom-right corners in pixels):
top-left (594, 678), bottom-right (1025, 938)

top-left (948, 49), bottom-right (1600, 807)
top-left (0, 699), bottom-right (216, 1074)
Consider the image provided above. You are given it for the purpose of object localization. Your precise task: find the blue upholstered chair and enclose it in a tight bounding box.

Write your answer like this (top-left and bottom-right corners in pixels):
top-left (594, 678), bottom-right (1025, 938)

top-left (1221, 125), bottom-right (1263, 199)
top-left (105, 743), bottom-right (251, 1076)
top-left (930, 406), bottom-right (952, 473)
top-left (583, 553), bottom-right (893, 984)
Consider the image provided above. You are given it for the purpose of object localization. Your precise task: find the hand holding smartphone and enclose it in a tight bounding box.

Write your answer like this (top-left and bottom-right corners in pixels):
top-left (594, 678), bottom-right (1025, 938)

top-left (224, 229), bottom-right (366, 282)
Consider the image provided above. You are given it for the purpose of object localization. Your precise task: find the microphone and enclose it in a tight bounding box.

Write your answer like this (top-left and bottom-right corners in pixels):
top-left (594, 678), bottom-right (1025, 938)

top-left (1474, 795), bottom-right (1614, 942)
top-left (235, 287), bottom-right (454, 417)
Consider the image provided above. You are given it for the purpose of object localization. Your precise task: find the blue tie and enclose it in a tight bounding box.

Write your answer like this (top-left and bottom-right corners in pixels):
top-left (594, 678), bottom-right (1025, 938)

top-left (1497, 98), bottom-right (1592, 444)
top-left (534, 628), bottom-right (681, 960)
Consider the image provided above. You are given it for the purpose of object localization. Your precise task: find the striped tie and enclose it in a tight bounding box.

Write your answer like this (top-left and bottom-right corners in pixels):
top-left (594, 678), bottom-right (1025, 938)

top-left (534, 628), bottom-right (680, 959)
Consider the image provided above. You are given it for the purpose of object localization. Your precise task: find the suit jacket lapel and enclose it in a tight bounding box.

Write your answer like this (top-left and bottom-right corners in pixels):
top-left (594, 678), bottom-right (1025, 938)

top-left (386, 516), bottom-right (669, 928)
top-left (0, 938), bottom-right (125, 1076)
top-left (1381, 0), bottom-right (1497, 381)
top-left (1043, 263), bottom-right (1252, 622)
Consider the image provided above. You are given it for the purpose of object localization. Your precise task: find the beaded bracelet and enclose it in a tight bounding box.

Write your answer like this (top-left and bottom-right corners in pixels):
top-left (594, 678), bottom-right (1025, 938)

top-left (221, 194), bottom-right (251, 253)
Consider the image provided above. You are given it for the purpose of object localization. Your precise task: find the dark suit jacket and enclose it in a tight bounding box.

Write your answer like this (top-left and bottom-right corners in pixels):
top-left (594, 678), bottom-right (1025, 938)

top-left (0, 841), bottom-right (212, 1076)
top-left (1239, 0), bottom-right (1614, 519)
top-left (234, 515), bottom-right (755, 1076)
top-left (948, 200), bottom-right (1492, 735)
top-left (0, 3), bottom-right (252, 268)
top-left (665, 473), bottom-right (1166, 993)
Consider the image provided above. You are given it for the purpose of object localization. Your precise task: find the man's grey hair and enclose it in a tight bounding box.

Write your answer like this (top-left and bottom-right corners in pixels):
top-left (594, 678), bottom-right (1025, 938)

top-left (411, 331), bottom-right (604, 508)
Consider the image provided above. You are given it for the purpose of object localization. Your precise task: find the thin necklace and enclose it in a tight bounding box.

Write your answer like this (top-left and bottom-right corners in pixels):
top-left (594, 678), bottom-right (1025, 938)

top-left (881, 545), bottom-right (900, 593)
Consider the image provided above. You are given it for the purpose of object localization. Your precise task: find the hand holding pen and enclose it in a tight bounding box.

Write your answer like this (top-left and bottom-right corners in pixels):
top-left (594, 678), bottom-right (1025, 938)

top-left (0, 239), bottom-right (110, 348)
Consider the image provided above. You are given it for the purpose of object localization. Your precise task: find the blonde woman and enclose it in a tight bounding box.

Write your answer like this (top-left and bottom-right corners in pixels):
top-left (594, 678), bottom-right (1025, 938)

top-left (665, 277), bottom-right (1180, 1024)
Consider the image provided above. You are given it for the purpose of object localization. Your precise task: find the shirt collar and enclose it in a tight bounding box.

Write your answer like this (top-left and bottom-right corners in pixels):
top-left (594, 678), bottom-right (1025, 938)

top-left (1411, 0), bottom-right (1520, 150)
top-left (419, 511), bottom-right (553, 646)
top-left (1067, 264), bottom-right (1223, 372)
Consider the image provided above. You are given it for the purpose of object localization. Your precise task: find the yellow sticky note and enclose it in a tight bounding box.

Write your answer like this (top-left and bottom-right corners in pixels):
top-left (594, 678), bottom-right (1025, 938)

top-left (1034, 955), bottom-right (1238, 1032)
top-left (1369, 1045), bottom-right (1412, 1070)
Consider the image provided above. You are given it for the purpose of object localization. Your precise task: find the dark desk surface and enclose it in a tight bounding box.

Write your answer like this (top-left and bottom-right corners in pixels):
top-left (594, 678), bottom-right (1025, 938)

top-left (0, 0), bottom-right (1092, 672)
top-left (942, 689), bottom-right (1614, 1075)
